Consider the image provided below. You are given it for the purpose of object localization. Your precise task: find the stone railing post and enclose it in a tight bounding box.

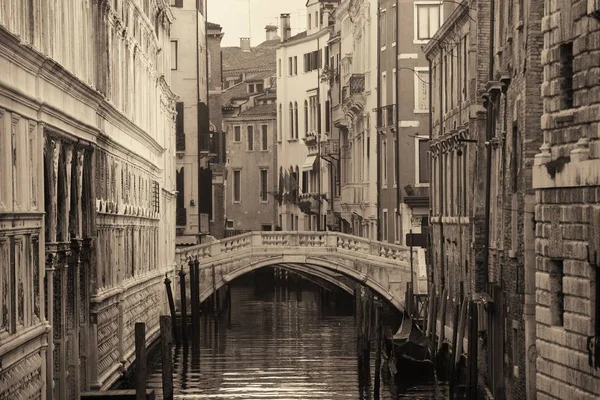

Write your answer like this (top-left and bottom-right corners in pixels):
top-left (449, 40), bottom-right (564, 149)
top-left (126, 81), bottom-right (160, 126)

top-left (210, 241), bottom-right (221, 257)
top-left (326, 232), bottom-right (337, 249)
top-left (251, 232), bottom-right (263, 247)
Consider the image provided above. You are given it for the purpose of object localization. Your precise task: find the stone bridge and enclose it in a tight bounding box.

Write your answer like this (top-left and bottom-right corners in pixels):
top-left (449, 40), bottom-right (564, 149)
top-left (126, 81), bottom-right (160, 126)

top-left (176, 231), bottom-right (428, 311)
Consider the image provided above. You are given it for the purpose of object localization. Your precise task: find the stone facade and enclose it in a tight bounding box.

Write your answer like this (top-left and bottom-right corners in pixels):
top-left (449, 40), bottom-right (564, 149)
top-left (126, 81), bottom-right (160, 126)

top-left (276, 1), bottom-right (336, 232)
top-left (224, 107), bottom-right (278, 232)
top-left (0, 0), bottom-right (177, 398)
top-left (532, 0), bottom-right (600, 398)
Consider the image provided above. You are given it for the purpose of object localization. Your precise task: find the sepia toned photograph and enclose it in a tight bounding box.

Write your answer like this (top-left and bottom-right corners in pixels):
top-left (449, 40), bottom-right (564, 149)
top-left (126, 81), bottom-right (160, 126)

top-left (0, 0), bottom-right (598, 399)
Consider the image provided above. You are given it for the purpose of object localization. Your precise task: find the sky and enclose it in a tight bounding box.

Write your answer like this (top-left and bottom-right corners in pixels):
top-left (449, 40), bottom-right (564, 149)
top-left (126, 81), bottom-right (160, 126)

top-left (208, 0), bottom-right (308, 47)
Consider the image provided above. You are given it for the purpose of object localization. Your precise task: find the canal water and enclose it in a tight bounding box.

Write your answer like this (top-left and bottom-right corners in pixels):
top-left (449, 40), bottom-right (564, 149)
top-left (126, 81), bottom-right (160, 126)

top-left (136, 268), bottom-right (448, 399)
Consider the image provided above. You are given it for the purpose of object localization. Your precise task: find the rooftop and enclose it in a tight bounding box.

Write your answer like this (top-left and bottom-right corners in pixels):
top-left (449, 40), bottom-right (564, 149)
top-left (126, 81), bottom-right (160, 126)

top-left (222, 39), bottom-right (278, 74)
top-left (238, 103), bottom-right (277, 117)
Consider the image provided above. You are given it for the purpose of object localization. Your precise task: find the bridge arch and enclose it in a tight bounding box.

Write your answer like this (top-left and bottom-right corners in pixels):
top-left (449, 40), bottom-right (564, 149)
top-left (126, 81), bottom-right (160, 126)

top-left (198, 256), bottom-right (405, 311)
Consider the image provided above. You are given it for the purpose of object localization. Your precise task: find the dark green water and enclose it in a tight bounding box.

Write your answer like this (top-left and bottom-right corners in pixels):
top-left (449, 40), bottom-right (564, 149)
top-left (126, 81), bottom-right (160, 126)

top-left (139, 269), bottom-right (448, 399)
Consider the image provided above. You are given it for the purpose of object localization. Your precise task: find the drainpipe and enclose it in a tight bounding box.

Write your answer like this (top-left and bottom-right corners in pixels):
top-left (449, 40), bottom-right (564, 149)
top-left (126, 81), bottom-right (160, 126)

top-left (376, 0), bottom-right (382, 241)
top-left (426, 54), bottom-right (434, 285)
top-left (196, 0), bottom-right (202, 236)
top-left (439, 52), bottom-right (445, 291)
top-left (524, 195), bottom-right (537, 399)
top-left (482, 0), bottom-right (495, 290)
top-left (395, 0), bottom-right (401, 245)
top-left (317, 34), bottom-right (322, 231)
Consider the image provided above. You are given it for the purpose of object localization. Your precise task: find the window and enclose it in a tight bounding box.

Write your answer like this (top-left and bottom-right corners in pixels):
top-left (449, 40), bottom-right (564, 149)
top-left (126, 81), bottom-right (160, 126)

top-left (325, 100), bottom-right (330, 133)
top-left (176, 102), bottom-right (185, 151)
top-left (278, 59), bottom-right (281, 77)
top-left (233, 170), bottom-right (241, 202)
top-left (289, 57), bottom-right (293, 76)
top-left (549, 259), bottom-right (564, 326)
top-left (289, 102), bottom-right (294, 139)
top-left (304, 100), bottom-right (309, 136)
top-left (383, 210), bottom-right (388, 241)
top-left (308, 13), bottom-right (312, 30)
top-left (392, 69), bottom-right (397, 105)
top-left (294, 102), bottom-right (299, 139)
top-left (170, 41), bottom-right (178, 70)
top-left (381, 138), bottom-right (387, 187)
top-left (392, 3), bottom-right (397, 44)
top-left (294, 56), bottom-right (298, 75)
top-left (381, 72), bottom-right (387, 106)
top-left (315, 12), bottom-right (318, 28)
top-left (260, 169), bottom-right (268, 202)
top-left (278, 104), bottom-right (282, 141)
top-left (248, 84), bottom-right (255, 93)
top-left (414, 2), bottom-right (442, 42)
top-left (393, 138), bottom-right (398, 186)
top-left (416, 137), bottom-right (430, 186)
top-left (380, 9), bottom-right (387, 48)
top-left (256, 83), bottom-right (264, 92)
top-left (261, 125), bottom-right (268, 150)
top-left (395, 209), bottom-right (401, 244)
top-left (414, 67), bottom-right (430, 112)
top-left (234, 126), bottom-right (241, 142)
top-left (559, 42), bottom-right (574, 109)
top-left (247, 126), bottom-right (254, 151)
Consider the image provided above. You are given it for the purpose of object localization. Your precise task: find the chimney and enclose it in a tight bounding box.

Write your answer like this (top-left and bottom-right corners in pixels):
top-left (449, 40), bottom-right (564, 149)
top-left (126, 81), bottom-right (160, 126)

top-left (240, 37), bottom-right (251, 52)
top-left (280, 13), bottom-right (291, 42)
top-left (265, 24), bottom-right (279, 41)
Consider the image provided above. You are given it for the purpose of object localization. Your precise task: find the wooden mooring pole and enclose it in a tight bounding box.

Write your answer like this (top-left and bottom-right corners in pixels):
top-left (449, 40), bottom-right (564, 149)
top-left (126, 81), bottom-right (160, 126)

top-left (191, 258), bottom-right (201, 342)
top-left (468, 301), bottom-right (478, 400)
top-left (450, 299), bottom-right (460, 400)
top-left (160, 316), bottom-right (174, 400)
top-left (179, 267), bottom-right (188, 344)
top-left (135, 323), bottom-right (147, 400)
top-left (374, 299), bottom-right (382, 399)
top-left (164, 275), bottom-right (180, 345)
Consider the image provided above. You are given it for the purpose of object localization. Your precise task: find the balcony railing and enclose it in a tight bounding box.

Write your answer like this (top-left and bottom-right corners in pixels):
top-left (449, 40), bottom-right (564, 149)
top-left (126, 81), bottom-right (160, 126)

top-left (377, 104), bottom-right (397, 129)
top-left (349, 74), bottom-right (365, 94)
top-left (176, 133), bottom-right (186, 152)
top-left (322, 139), bottom-right (339, 156)
top-left (176, 207), bottom-right (187, 227)
top-left (200, 133), bottom-right (218, 155)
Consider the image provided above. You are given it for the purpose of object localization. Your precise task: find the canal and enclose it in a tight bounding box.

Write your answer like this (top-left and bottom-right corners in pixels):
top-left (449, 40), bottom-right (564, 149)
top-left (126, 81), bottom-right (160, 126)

top-left (129, 268), bottom-right (448, 399)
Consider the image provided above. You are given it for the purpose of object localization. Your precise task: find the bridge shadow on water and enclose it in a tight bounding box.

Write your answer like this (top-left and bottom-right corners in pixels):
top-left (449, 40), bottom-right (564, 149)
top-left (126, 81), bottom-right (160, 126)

top-left (118, 266), bottom-right (448, 399)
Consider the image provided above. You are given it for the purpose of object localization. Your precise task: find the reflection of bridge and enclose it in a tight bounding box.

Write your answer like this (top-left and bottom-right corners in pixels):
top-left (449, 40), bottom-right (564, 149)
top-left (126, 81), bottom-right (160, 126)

top-left (176, 231), bottom-right (427, 311)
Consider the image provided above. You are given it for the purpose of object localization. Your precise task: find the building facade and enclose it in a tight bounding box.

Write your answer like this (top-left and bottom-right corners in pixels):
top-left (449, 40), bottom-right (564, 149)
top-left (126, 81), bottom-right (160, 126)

top-left (207, 22), bottom-right (226, 239)
top-left (276, 2), bottom-right (337, 232)
top-left (171, 0), bottom-right (209, 243)
top-left (0, 0), bottom-right (177, 398)
top-left (424, 0), bottom-right (491, 395)
top-left (533, 1), bottom-right (600, 398)
top-left (379, 0), bottom-right (434, 248)
top-left (224, 103), bottom-right (278, 232)
top-left (335, 0), bottom-right (379, 238)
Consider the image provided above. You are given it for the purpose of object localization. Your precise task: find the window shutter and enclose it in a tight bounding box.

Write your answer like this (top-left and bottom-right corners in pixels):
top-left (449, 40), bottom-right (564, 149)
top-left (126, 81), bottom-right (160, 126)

top-left (175, 0), bottom-right (183, 7)
top-left (176, 102), bottom-right (184, 135)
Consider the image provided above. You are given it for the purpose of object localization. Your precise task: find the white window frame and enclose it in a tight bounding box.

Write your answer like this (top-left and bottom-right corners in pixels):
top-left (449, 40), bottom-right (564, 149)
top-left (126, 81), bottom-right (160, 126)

top-left (259, 168), bottom-right (268, 203)
top-left (233, 125), bottom-right (242, 142)
top-left (211, 185), bottom-right (215, 222)
top-left (381, 138), bottom-right (387, 188)
top-left (381, 71), bottom-right (387, 107)
top-left (392, 68), bottom-right (397, 107)
top-left (382, 209), bottom-right (388, 241)
top-left (413, 1), bottom-right (444, 44)
top-left (261, 125), bottom-right (268, 151)
top-left (233, 169), bottom-right (242, 203)
top-left (380, 9), bottom-right (387, 51)
top-left (170, 40), bottom-right (178, 70)
top-left (247, 125), bottom-right (254, 151)
top-left (415, 136), bottom-right (430, 187)
top-left (392, 3), bottom-right (397, 47)
top-left (394, 208), bottom-right (400, 244)
top-left (414, 67), bottom-right (430, 114)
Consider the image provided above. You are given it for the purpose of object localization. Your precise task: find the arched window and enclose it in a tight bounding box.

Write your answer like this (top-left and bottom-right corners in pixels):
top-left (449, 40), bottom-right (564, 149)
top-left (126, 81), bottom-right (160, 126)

top-left (278, 103), bottom-right (282, 141)
top-left (304, 100), bottom-right (309, 137)
top-left (294, 102), bottom-right (299, 139)
top-left (289, 102), bottom-right (294, 140)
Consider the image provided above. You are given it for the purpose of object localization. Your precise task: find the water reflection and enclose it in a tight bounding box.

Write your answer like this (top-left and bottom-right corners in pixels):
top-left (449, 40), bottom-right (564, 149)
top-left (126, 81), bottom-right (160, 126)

top-left (142, 268), bottom-right (448, 399)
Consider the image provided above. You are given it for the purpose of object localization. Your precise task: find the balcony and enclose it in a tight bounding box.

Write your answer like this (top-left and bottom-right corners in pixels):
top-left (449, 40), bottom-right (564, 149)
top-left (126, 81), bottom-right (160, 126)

top-left (376, 104), bottom-right (397, 130)
top-left (321, 139), bottom-right (339, 158)
top-left (349, 74), bottom-right (365, 94)
top-left (200, 133), bottom-right (218, 157)
top-left (176, 133), bottom-right (186, 152)
top-left (176, 207), bottom-right (187, 227)
top-left (298, 192), bottom-right (321, 215)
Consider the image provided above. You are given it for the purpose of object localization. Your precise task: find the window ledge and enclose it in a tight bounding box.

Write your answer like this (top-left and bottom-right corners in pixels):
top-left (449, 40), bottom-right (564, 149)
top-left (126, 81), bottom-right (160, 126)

top-left (392, 42), bottom-right (397, 47)
top-left (381, 46), bottom-right (387, 52)
top-left (414, 109), bottom-right (429, 114)
top-left (287, 139), bottom-right (299, 142)
top-left (414, 183), bottom-right (430, 188)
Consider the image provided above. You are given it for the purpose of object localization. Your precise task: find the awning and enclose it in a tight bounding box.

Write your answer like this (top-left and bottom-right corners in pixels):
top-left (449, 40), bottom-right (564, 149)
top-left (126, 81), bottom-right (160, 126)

top-left (302, 155), bottom-right (318, 170)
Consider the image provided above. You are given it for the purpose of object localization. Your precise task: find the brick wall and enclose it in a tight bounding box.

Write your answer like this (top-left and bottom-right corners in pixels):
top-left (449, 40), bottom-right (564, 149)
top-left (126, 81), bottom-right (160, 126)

top-left (534, 0), bottom-right (600, 398)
